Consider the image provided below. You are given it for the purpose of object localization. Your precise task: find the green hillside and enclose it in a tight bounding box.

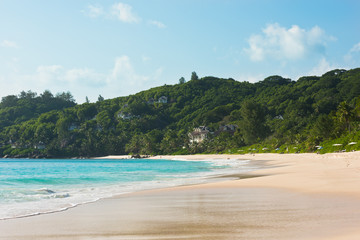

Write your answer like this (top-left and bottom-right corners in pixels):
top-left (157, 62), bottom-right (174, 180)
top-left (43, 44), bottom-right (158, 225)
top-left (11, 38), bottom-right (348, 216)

top-left (1, 68), bottom-right (360, 158)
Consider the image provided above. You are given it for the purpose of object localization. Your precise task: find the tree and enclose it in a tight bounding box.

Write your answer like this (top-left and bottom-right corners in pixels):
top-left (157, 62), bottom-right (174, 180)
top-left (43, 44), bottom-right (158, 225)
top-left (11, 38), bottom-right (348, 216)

top-left (239, 100), bottom-right (269, 145)
top-left (19, 91), bottom-right (27, 99)
top-left (160, 129), bottom-right (181, 153)
top-left (56, 91), bottom-right (75, 103)
top-left (96, 110), bottom-right (111, 130)
top-left (40, 90), bottom-right (54, 101)
top-left (19, 90), bottom-right (37, 99)
top-left (191, 72), bottom-right (199, 81)
top-left (35, 123), bottom-right (55, 143)
top-left (77, 104), bottom-right (97, 121)
top-left (310, 114), bottom-right (334, 143)
top-left (125, 134), bottom-right (143, 154)
top-left (354, 96), bottom-right (360, 120)
top-left (56, 116), bottom-right (72, 139)
top-left (98, 95), bottom-right (104, 102)
top-left (336, 101), bottom-right (354, 134)
top-left (1, 95), bottom-right (18, 108)
top-left (179, 77), bottom-right (186, 84)
top-left (85, 96), bottom-right (90, 103)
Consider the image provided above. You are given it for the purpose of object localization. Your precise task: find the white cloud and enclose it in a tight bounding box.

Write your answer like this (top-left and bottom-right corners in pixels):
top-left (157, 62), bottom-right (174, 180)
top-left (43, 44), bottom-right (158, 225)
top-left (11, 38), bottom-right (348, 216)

top-left (245, 23), bottom-right (333, 62)
top-left (0, 56), bottom-right (164, 103)
top-left (350, 42), bottom-right (360, 53)
top-left (111, 2), bottom-right (140, 23)
top-left (307, 58), bottom-right (344, 76)
top-left (1, 40), bottom-right (18, 48)
top-left (34, 65), bottom-right (106, 88)
top-left (142, 55), bottom-right (151, 62)
top-left (83, 3), bottom-right (166, 27)
top-left (65, 68), bottom-right (105, 87)
top-left (109, 56), bottom-right (148, 86)
top-left (154, 67), bottom-right (164, 79)
top-left (236, 73), bottom-right (264, 83)
top-left (344, 42), bottom-right (360, 63)
top-left (34, 57), bottom-right (150, 89)
top-left (36, 65), bottom-right (64, 84)
top-left (246, 35), bottom-right (265, 61)
top-left (83, 4), bottom-right (104, 18)
top-left (1, 57), bottom-right (20, 73)
top-left (148, 20), bottom-right (166, 28)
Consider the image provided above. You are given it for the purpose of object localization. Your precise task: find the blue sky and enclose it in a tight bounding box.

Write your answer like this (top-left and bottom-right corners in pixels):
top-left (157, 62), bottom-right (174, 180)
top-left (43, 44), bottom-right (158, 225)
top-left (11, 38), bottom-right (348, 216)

top-left (1, 0), bottom-right (359, 103)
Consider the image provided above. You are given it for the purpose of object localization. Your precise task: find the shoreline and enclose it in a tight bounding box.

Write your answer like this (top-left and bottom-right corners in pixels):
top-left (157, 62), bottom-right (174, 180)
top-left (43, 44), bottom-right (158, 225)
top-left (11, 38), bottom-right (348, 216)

top-left (0, 157), bottom-right (262, 222)
top-left (98, 152), bottom-right (360, 196)
top-left (1, 152), bottom-right (360, 239)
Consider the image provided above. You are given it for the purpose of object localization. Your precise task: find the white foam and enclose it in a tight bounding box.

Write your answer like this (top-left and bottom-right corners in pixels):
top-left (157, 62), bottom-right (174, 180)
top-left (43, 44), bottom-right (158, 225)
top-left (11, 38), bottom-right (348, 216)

top-left (37, 188), bottom-right (56, 194)
top-left (0, 158), bottom-right (258, 220)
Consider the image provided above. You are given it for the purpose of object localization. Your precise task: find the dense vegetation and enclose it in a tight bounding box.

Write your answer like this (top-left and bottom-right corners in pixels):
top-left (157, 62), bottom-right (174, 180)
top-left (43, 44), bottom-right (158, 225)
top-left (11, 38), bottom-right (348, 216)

top-left (1, 68), bottom-right (360, 158)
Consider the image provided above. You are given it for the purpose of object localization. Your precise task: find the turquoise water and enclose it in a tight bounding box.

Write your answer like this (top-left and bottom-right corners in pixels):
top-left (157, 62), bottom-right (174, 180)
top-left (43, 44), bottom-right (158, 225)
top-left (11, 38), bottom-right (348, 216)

top-left (0, 158), bottom-right (253, 219)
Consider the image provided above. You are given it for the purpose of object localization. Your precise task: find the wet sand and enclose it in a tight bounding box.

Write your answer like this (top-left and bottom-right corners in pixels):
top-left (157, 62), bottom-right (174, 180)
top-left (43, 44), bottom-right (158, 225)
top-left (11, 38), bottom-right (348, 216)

top-left (1, 152), bottom-right (360, 239)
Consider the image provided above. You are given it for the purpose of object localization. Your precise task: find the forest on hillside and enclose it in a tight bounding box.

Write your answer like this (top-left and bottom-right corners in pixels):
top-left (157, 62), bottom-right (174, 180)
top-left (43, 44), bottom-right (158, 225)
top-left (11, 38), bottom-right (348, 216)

top-left (1, 68), bottom-right (360, 158)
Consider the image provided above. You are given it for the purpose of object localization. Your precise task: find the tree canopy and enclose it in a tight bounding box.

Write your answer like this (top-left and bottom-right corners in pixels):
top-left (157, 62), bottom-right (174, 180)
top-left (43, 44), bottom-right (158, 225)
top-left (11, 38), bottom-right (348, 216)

top-left (1, 68), bottom-right (360, 158)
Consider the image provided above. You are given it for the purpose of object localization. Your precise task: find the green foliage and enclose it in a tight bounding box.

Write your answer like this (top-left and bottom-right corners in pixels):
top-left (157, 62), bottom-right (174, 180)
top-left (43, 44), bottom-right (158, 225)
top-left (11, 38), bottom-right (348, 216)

top-left (238, 100), bottom-right (269, 145)
top-left (179, 77), bottom-right (186, 84)
top-left (1, 68), bottom-right (360, 158)
top-left (0, 90), bottom-right (75, 130)
top-left (191, 71), bottom-right (199, 81)
top-left (97, 95), bottom-right (104, 102)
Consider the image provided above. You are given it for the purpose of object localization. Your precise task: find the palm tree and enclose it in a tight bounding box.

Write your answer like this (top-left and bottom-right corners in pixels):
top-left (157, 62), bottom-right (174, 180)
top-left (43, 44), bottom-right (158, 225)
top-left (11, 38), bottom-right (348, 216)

top-left (337, 101), bottom-right (354, 134)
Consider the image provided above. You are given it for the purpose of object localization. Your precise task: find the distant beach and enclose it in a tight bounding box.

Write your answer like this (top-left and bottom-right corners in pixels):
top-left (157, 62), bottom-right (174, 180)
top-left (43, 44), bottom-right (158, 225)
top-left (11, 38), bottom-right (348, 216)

top-left (1, 152), bottom-right (360, 239)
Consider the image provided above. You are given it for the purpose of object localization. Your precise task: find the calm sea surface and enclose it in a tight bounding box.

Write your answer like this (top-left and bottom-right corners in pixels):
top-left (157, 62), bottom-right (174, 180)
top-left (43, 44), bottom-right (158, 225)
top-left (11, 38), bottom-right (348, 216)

top-left (0, 158), bottom-right (254, 220)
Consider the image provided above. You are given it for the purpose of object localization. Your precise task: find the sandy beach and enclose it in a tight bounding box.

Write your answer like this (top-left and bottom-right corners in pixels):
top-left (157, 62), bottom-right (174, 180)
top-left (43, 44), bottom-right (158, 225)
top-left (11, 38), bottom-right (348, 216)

top-left (1, 152), bottom-right (360, 239)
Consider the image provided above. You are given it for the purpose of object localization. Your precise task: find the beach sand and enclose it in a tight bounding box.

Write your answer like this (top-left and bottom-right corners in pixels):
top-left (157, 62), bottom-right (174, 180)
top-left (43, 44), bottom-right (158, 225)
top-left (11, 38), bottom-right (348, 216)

top-left (1, 152), bottom-right (360, 239)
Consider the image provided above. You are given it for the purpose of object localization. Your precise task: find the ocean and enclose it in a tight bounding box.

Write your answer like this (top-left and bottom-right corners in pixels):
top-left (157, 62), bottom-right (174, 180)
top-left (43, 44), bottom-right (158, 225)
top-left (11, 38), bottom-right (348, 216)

top-left (0, 158), bottom-right (254, 220)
